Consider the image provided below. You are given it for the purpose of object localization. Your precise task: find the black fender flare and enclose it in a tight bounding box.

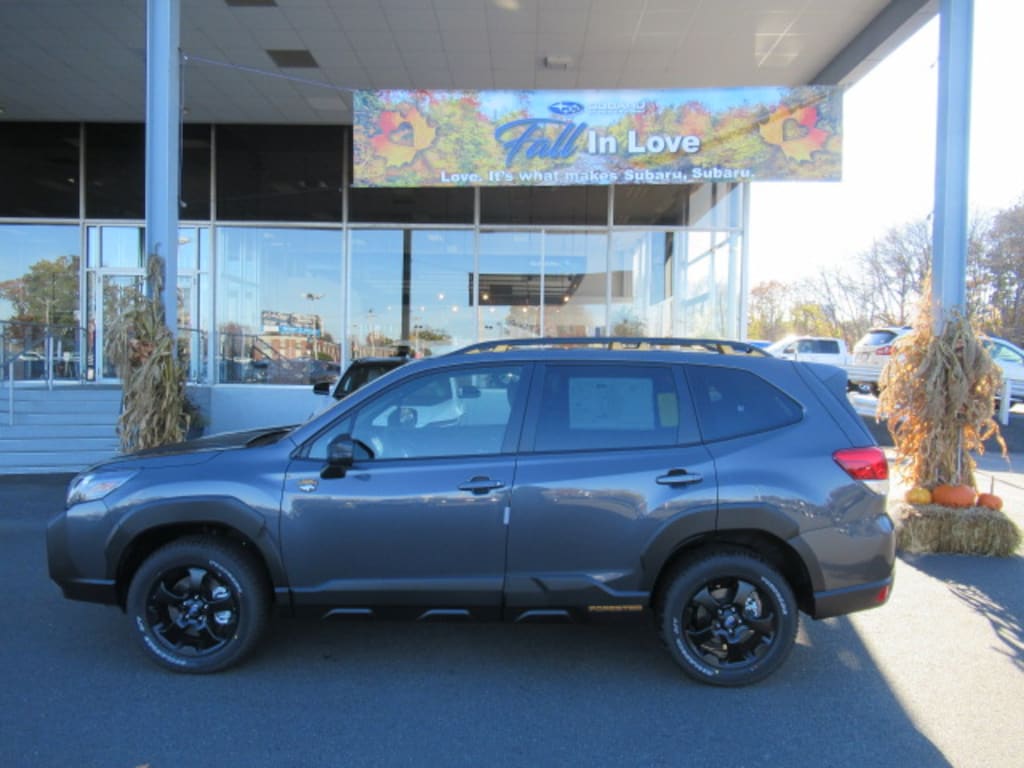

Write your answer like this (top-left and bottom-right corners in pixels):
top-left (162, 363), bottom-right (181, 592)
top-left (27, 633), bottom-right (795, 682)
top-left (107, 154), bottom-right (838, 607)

top-left (104, 496), bottom-right (288, 589)
top-left (640, 504), bottom-right (718, 590)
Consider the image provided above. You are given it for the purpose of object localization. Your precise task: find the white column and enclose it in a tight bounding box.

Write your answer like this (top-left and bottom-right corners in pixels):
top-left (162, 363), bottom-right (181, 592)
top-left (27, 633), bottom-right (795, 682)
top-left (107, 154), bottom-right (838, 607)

top-left (931, 0), bottom-right (973, 326)
top-left (145, 0), bottom-right (181, 337)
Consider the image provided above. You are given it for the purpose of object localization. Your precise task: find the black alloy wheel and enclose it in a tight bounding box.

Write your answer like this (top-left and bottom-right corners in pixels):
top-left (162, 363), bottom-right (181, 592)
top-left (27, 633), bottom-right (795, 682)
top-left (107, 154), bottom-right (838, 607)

top-left (127, 536), bottom-right (269, 673)
top-left (659, 550), bottom-right (798, 686)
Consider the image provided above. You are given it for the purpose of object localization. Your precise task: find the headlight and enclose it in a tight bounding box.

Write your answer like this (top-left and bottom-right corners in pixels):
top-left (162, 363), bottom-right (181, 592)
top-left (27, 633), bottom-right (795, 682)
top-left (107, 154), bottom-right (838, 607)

top-left (67, 470), bottom-right (138, 506)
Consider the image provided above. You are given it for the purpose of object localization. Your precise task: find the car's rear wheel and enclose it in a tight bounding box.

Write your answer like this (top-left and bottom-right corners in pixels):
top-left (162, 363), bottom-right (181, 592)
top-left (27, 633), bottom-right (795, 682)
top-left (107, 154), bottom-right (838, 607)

top-left (126, 536), bottom-right (269, 673)
top-left (659, 550), bottom-right (798, 686)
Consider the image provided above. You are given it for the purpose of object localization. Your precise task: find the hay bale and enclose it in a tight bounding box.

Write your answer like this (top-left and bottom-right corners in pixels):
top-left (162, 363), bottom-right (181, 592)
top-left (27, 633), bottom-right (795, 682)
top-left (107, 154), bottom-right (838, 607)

top-left (891, 501), bottom-right (1022, 557)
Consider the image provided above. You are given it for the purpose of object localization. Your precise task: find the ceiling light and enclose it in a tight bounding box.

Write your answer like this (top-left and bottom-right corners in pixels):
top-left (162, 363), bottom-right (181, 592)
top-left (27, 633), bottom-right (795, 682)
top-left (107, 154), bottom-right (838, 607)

top-left (267, 49), bottom-right (318, 68)
top-left (543, 55), bottom-right (572, 70)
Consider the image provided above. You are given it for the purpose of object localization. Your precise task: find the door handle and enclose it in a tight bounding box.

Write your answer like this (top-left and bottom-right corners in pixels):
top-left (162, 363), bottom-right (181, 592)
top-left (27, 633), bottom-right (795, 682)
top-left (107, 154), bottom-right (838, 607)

top-left (656, 469), bottom-right (704, 486)
top-left (458, 476), bottom-right (506, 494)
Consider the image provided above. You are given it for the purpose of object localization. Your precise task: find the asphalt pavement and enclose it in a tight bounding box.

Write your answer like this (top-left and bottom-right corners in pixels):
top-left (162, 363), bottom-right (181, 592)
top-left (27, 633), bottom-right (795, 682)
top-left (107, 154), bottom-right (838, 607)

top-left (1, 464), bottom-right (1021, 768)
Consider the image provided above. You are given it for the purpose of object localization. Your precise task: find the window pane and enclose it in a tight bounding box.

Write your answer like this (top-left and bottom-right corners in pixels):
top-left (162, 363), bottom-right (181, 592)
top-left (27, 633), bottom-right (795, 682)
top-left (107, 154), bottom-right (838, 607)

top-left (543, 232), bottom-right (607, 337)
top-left (0, 224), bottom-right (81, 325)
top-left (610, 231), bottom-right (673, 336)
top-left (85, 123), bottom-right (144, 219)
top-left (337, 365), bottom-right (524, 460)
top-left (348, 229), bottom-right (404, 357)
top-left (349, 187), bottom-right (473, 223)
top-left (216, 125), bottom-right (343, 222)
top-left (613, 185), bottom-right (686, 226)
top-left (686, 365), bottom-right (802, 442)
top-left (478, 231), bottom-right (543, 340)
top-left (409, 230), bottom-right (474, 354)
top-left (686, 182), bottom-right (742, 229)
top-left (216, 227), bottom-right (342, 384)
top-left (180, 124), bottom-right (212, 221)
top-left (0, 123), bottom-right (79, 218)
top-left (533, 364), bottom-right (679, 452)
top-left (481, 186), bottom-right (607, 225)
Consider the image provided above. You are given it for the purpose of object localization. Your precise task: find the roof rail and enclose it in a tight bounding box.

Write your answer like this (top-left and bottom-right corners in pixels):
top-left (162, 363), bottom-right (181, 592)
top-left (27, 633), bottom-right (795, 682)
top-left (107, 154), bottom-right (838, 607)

top-left (454, 337), bottom-right (769, 356)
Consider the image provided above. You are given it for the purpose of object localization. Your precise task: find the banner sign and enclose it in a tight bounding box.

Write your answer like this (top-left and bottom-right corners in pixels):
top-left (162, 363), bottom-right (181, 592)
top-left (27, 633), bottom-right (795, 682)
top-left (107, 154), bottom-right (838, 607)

top-left (352, 86), bottom-right (841, 188)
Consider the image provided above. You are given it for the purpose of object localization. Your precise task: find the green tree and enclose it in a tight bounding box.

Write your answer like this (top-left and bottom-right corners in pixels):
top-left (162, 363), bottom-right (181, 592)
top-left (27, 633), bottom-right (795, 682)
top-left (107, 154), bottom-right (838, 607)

top-left (0, 254), bottom-right (79, 325)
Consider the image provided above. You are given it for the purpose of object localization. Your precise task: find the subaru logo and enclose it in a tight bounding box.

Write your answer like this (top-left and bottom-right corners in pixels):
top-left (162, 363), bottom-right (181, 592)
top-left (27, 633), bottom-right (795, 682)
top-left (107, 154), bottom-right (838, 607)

top-left (548, 101), bottom-right (584, 116)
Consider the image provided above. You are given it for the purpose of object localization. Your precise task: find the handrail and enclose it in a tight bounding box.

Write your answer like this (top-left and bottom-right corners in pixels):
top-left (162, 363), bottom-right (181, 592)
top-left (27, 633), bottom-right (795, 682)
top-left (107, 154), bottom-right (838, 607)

top-left (2, 319), bottom-right (88, 426)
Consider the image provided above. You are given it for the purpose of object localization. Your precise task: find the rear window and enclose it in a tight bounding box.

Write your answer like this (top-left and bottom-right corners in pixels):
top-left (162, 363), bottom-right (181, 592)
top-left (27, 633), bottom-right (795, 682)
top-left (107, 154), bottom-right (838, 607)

top-left (859, 330), bottom-right (899, 347)
top-left (686, 365), bottom-right (803, 442)
top-left (814, 340), bottom-right (839, 354)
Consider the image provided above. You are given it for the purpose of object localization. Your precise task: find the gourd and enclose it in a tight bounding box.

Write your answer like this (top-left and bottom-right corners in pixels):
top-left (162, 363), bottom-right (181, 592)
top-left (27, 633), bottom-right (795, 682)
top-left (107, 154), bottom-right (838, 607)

top-left (905, 487), bottom-right (932, 505)
top-left (976, 493), bottom-right (1003, 511)
top-left (931, 484), bottom-right (976, 508)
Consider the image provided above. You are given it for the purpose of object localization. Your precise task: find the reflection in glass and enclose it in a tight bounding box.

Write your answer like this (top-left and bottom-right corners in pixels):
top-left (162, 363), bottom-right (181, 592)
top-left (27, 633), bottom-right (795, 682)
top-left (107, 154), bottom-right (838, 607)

top-left (349, 230), bottom-right (404, 358)
top-left (543, 232), bottom-right (607, 337)
top-left (478, 231), bottom-right (543, 340)
top-left (409, 230), bottom-right (474, 356)
top-left (216, 228), bottom-right (342, 384)
top-left (97, 273), bottom-right (145, 379)
top-left (0, 225), bottom-right (81, 325)
top-left (610, 232), bottom-right (674, 336)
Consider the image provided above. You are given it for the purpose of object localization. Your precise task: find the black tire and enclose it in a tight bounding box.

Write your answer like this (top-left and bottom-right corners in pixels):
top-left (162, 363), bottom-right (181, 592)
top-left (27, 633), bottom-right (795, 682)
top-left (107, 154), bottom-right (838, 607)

top-left (658, 550), bottom-right (798, 686)
top-left (126, 536), bottom-right (270, 673)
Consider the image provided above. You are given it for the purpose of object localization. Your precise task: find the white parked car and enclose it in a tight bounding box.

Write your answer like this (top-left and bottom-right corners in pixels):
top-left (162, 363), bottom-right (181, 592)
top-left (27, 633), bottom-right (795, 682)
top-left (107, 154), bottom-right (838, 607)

top-left (983, 336), bottom-right (1024, 405)
top-left (766, 336), bottom-right (849, 367)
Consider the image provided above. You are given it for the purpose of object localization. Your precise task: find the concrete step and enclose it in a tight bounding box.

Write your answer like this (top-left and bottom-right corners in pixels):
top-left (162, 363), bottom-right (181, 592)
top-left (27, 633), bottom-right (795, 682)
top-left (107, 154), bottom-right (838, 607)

top-left (0, 385), bottom-right (123, 474)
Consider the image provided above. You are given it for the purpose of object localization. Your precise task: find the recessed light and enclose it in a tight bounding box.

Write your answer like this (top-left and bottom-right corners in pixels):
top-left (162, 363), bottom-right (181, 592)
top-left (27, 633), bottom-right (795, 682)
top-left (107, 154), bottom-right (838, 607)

top-left (267, 49), bottom-right (319, 68)
top-left (543, 55), bottom-right (572, 70)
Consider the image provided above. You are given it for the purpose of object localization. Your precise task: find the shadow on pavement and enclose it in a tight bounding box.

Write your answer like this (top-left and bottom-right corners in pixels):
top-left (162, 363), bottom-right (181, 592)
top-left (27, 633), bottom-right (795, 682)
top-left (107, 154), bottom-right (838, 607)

top-left (901, 552), bottom-right (1024, 671)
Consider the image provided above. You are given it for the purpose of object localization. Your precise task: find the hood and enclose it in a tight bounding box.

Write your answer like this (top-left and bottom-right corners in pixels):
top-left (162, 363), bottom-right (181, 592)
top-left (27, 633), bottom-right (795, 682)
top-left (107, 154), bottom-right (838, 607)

top-left (91, 425), bottom-right (298, 470)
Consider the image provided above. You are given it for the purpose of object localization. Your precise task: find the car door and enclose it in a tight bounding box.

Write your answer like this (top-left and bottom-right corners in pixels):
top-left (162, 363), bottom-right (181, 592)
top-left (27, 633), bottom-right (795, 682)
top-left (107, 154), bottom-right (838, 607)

top-left (281, 362), bottom-right (530, 618)
top-left (505, 362), bottom-right (717, 616)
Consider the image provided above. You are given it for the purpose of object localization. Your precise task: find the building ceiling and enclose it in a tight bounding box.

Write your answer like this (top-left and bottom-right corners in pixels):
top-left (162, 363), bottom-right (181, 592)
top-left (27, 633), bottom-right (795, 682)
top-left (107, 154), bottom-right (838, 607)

top-left (0, 0), bottom-right (935, 125)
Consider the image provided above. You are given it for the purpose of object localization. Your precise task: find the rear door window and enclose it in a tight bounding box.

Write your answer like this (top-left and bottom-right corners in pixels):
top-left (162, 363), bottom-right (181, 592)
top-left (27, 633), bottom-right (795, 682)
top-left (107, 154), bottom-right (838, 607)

top-left (685, 365), bottom-right (803, 442)
top-left (528, 364), bottom-right (694, 452)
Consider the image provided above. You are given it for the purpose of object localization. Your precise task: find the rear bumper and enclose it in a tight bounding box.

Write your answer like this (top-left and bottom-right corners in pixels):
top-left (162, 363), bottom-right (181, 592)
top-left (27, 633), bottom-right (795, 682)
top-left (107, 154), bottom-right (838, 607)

top-left (812, 576), bottom-right (894, 619)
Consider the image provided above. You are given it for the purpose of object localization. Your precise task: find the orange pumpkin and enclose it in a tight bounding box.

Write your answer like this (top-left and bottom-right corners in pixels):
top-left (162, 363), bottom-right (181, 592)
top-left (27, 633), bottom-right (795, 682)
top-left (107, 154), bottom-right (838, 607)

top-left (976, 493), bottom-right (1003, 511)
top-left (905, 487), bottom-right (932, 505)
top-left (932, 484), bottom-right (976, 508)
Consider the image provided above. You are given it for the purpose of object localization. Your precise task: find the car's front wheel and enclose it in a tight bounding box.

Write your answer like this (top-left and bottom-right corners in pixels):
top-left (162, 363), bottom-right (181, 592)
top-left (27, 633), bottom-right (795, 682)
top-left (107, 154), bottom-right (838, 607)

top-left (659, 550), bottom-right (798, 686)
top-left (126, 536), bottom-right (269, 673)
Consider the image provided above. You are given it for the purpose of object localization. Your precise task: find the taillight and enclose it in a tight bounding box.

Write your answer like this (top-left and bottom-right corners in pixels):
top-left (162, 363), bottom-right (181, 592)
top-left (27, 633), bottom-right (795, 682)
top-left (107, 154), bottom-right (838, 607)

top-left (876, 345), bottom-right (893, 356)
top-left (833, 447), bottom-right (889, 495)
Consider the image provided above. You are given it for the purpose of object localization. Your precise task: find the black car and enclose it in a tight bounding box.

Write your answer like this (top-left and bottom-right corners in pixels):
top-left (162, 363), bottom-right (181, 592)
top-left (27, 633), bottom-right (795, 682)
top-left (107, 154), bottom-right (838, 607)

top-left (312, 355), bottom-right (408, 401)
top-left (48, 337), bottom-right (894, 686)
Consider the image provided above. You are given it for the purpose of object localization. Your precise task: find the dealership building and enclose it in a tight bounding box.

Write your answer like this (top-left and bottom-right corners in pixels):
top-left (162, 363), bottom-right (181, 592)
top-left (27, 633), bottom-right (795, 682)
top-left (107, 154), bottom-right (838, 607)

top-left (0, 0), bottom-right (948, 459)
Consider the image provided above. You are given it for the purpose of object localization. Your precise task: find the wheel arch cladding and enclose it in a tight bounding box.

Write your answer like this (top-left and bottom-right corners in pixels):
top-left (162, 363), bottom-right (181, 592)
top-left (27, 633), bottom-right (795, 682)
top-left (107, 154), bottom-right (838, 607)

top-left (107, 497), bottom-right (285, 606)
top-left (649, 531), bottom-right (815, 616)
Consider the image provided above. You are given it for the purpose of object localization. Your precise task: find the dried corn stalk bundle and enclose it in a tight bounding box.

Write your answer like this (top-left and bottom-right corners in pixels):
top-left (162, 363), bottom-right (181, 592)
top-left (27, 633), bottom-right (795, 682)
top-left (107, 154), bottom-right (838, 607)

top-left (104, 255), bottom-right (192, 452)
top-left (878, 287), bottom-right (1005, 490)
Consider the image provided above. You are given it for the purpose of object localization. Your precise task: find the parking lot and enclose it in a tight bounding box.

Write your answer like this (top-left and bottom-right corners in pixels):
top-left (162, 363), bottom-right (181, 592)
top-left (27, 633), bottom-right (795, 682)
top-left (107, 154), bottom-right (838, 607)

top-left (2, 472), bottom-right (1022, 768)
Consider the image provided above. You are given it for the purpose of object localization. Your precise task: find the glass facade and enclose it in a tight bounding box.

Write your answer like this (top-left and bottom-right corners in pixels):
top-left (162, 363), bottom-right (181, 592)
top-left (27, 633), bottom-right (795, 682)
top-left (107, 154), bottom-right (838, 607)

top-left (0, 121), bottom-right (748, 388)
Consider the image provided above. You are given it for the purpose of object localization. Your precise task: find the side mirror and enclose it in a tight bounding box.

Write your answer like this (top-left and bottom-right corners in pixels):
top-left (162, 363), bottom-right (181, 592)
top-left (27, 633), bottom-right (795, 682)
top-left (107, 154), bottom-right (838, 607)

top-left (322, 434), bottom-right (356, 479)
top-left (313, 381), bottom-right (332, 396)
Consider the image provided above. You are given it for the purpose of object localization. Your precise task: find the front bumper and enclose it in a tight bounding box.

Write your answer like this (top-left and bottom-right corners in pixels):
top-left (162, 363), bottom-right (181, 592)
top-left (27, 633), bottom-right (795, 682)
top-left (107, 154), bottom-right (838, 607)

top-left (47, 504), bottom-right (120, 606)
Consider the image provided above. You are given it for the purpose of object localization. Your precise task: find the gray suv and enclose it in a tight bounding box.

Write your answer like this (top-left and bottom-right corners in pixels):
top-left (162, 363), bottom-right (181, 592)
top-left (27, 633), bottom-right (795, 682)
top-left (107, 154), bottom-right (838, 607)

top-left (47, 338), bottom-right (894, 686)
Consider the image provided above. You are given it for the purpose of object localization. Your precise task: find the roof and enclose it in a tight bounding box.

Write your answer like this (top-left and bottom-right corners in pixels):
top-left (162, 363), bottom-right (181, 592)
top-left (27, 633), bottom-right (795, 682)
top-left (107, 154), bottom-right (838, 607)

top-left (0, 0), bottom-right (936, 124)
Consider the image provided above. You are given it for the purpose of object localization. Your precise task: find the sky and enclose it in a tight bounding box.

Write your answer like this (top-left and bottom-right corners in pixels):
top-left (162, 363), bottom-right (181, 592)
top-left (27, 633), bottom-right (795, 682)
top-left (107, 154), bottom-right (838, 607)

top-left (747, 0), bottom-right (1023, 285)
